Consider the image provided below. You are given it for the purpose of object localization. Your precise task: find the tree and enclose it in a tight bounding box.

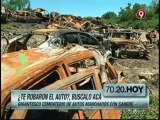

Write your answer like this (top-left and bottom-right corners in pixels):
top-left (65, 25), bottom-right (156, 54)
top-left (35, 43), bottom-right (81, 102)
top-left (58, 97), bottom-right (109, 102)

top-left (101, 12), bottom-right (117, 19)
top-left (126, 3), bottom-right (131, 10)
top-left (119, 3), bottom-right (134, 22)
top-left (2, 0), bottom-right (31, 10)
top-left (10, 0), bottom-right (31, 10)
top-left (101, 12), bottom-right (118, 24)
top-left (101, 1), bottom-right (159, 29)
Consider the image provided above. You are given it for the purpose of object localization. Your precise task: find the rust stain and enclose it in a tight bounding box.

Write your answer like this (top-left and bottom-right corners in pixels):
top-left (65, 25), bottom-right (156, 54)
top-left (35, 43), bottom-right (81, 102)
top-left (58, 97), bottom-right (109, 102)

top-left (2, 49), bottom-right (49, 68)
top-left (1, 49), bottom-right (123, 119)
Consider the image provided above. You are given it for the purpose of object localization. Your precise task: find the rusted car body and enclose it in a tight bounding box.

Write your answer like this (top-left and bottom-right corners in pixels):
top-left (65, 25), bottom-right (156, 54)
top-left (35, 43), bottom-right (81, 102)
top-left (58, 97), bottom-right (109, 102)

top-left (47, 12), bottom-right (104, 31)
top-left (146, 29), bottom-right (159, 46)
top-left (3, 29), bottom-right (106, 55)
top-left (11, 8), bottom-right (49, 23)
top-left (1, 46), bottom-right (125, 119)
top-left (108, 29), bottom-right (151, 59)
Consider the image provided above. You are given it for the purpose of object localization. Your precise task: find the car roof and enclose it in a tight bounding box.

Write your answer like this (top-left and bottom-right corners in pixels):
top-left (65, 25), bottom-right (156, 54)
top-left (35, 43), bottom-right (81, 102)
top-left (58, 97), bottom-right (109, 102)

top-left (1, 49), bottom-right (95, 91)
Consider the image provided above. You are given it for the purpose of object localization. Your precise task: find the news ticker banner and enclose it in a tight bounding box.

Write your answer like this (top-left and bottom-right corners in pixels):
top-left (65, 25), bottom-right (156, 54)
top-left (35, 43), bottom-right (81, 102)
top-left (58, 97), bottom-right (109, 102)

top-left (11, 84), bottom-right (149, 109)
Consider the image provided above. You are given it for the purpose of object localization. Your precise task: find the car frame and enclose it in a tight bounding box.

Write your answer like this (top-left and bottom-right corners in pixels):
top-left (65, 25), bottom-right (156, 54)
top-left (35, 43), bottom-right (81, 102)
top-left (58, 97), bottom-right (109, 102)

top-left (4, 29), bottom-right (106, 54)
top-left (1, 48), bottom-right (125, 119)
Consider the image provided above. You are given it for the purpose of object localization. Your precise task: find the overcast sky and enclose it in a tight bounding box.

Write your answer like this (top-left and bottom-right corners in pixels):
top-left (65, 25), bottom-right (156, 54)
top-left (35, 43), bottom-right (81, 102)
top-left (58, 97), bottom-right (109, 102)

top-left (31, 0), bottom-right (151, 17)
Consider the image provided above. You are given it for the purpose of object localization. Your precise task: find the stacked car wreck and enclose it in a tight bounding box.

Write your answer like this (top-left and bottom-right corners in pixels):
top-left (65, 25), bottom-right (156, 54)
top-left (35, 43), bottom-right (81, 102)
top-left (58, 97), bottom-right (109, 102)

top-left (1, 7), bottom-right (158, 59)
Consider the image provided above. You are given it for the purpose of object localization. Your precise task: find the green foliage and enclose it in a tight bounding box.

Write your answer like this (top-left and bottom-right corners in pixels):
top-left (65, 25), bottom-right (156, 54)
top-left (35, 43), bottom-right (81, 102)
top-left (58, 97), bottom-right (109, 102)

top-left (102, 12), bottom-right (117, 19)
top-left (2, 0), bottom-right (15, 10)
top-left (10, 0), bottom-right (31, 10)
top-left (101, 11), bottom-right (119, 24)
top-left (121, 93), bottom-right (159, 119)
top-left (101, 18), bottom-right (118, 24)
top-left (101, 1), bottom-right (159, 29)
top-left (2, 0), bottom-right (31, 10)
top-left (1, 23), bottom-right (12, 30)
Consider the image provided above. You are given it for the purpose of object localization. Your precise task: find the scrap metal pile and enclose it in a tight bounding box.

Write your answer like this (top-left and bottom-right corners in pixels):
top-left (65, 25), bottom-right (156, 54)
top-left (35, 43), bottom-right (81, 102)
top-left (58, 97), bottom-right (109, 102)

top-left (1, 7), bottom-right (49, 23)
top-left (47, 12), bottom-right (103, 31)
top-left (10, 8), bottom-right (49, 23)
top-left (1, 7), bottom-right (159, 59)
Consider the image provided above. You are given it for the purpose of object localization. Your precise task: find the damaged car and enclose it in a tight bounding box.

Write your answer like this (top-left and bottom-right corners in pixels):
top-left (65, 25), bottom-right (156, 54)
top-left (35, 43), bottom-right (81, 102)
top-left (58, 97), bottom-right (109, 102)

top-left (1, 46), bottom-right (126, 119)
top-left (4, 29), bottom-right (111, 57)
top-left (108, 29), bottom-right (151, 60)
top-left (11, 8), bottom-right (49, 23)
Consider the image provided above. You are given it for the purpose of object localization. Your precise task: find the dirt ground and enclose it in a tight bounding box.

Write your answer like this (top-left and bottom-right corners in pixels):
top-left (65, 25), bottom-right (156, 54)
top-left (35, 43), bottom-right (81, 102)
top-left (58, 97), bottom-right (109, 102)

top-left (116, 48), bottom-right (159, 93)
top-left (1, 22), bottom-right (47, 39)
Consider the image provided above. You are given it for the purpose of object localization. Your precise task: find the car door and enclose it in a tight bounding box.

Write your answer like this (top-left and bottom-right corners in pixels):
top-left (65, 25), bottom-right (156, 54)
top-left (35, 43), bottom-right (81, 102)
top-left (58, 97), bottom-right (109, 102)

top-left (72, 70), bottom-right (120, 119)
top-left (66, 56), bottom-right (120, 119)
top-left (2, 64), bottom-right (67, 120)
top-left (9, 68), bottom-right (96, 120)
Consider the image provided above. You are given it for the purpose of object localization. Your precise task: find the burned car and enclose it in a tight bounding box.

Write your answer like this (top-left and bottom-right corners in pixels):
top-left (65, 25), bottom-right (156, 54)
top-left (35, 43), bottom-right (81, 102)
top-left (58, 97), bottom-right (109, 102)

top-left (108, 29), bottom-right (151, 60)
top-left (113, 41), bottom-right (151, 59)
top-left (146, 29), bottom-right (159, 46)
top-left (4, 29), bottom-right (107, 54)
top-left (1, 46), bottom-right (125, 119)
top-left (11, 8), bottom-right (49, 23)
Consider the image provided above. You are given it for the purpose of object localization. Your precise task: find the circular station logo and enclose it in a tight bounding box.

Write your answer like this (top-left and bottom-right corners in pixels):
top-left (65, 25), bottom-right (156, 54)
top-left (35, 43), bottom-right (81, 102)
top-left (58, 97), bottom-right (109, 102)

top-left (136, 9), bottom-right (146, 19)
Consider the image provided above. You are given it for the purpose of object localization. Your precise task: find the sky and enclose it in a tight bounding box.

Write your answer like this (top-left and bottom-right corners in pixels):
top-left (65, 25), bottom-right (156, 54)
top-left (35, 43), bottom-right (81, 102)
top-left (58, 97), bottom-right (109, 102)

top-left (31, 0), bottom-right (151, 17)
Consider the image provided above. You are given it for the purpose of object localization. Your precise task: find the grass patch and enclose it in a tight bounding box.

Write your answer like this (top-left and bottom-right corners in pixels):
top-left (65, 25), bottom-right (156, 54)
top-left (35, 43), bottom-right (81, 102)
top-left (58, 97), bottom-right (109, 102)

top-left (121, 91), bottom-right (159, 119)
top-left (1, 23), bottom-right (12, 30)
